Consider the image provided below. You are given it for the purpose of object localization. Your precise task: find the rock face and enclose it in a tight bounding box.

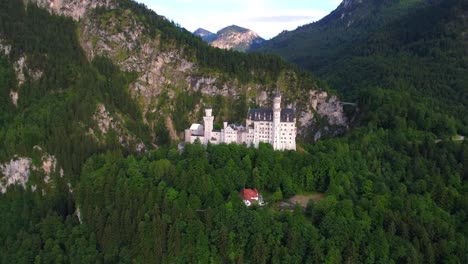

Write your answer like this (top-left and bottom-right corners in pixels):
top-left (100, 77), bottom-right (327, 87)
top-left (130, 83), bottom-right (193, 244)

top-left (13, 55), bottom-right (43, 87)
top-left (91, 104), bottom-right (146, 151)
top-left (0, 158), bottom-right (32, 193)
top-left (195, 25), bottom-right (265, 52)
top-left (0, 39), bottom-right (11, 56)
top-left (0, 147), bottom-right (66, 193)
top-left (29, 0), bottom-right (116, 20)
top-left (299, 91), bottom-right (347, 128)
top-left (298, 91), bottom-right (348, 141)
top-left (1, 38), bottom-right (43, 106)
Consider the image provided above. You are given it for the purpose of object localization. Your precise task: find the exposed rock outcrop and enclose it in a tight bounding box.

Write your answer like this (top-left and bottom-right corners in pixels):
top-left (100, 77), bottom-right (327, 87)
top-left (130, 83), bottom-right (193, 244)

top-left (0, 39), bottom-right (11, 56)
top-left (298, 91), bottom-right (348, 141)
top-left (0, 158), bottom-right (32, 193)
top-left (29, 0), bottom-right (116, 20)
top-left (1, 38), bottom-right (42, 105)
top-left (91, 104), bottom-right (146, 151)
top-left (312, 91), bottom-right (347, 126)
top-left (13, 56), bottom-right (43, 87)
top-left (41, 154), bottom-right (57, 184)
top-left (9, 91), bottom-right (18, 107)
top-left (0, 151), bottom-right (61, 193)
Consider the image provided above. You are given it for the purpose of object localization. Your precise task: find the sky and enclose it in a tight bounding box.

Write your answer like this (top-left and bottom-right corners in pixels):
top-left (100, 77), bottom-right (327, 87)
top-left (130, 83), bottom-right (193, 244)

top-left (136, 0), bottom-right (343, 39)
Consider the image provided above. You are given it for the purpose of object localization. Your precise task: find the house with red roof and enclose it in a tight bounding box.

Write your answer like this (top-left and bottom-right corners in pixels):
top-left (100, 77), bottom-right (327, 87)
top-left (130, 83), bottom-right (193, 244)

top-left (240, 188), bottom-right (265, 207)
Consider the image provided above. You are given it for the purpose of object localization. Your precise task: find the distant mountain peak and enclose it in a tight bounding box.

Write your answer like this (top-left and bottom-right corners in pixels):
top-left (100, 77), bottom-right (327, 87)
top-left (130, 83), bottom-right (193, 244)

top-left (217, 25), bottom-right (250, 35)
top-left (194, 28), bottom-right (217, 42)
top-left (194, 25), bottom-right (265, 52)
top-left (194, 28), bottom-right (214, 37)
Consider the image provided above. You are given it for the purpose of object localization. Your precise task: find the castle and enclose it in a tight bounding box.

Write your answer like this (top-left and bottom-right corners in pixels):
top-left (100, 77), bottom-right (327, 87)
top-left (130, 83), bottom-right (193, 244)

top-left (185, 91), bottom-right (296, 150)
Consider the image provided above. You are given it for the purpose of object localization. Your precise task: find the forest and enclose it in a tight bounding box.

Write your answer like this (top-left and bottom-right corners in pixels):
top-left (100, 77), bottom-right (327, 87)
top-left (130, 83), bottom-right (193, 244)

top-left (0, 0), bottom-right (467, 263)
top-left (1, 127), bottom-right (467, 263)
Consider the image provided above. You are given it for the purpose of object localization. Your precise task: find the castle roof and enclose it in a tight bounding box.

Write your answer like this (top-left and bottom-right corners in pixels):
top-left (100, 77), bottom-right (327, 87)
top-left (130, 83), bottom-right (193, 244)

top-left (226, 124), bottom-right (245, 131)
top-left (247, 108), bottom-right (295, 122)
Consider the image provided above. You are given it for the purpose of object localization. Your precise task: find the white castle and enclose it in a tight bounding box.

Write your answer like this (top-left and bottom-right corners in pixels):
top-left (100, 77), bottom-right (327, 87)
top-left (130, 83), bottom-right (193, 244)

top-left (185, 91), bottom-right (296, 150)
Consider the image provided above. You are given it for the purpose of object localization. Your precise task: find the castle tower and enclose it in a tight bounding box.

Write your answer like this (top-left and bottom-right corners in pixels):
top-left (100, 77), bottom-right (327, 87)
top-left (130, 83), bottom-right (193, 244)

top-left (272, 90), bottom-right (282, 150)
top-left (203, 107), bottom-right (214, 144)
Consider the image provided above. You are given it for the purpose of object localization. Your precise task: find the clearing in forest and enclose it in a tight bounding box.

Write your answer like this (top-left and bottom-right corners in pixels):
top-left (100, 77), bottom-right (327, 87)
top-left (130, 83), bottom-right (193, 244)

top-left (289, 193), bottom-right (325, 208)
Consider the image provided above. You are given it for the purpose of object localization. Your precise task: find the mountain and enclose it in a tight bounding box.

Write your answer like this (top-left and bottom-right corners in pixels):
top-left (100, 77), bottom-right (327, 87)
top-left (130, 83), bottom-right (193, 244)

top-left (0, 0), bottom-right (466, 263)
top-left (195, 25), bottom-right (265, 52)
top-left (257, 0), bottom-right (468, 135)
top-left (0, 0), bottom-right (346, 197)
top-left (256, 0), bottom-right (435, 71)
top-left (193, 28), bottom-right (217, 42)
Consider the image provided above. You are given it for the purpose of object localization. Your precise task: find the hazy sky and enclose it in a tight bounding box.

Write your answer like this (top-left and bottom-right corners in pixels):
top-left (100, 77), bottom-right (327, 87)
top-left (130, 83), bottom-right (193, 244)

top-left (136, 0), bottom-right (342, 39)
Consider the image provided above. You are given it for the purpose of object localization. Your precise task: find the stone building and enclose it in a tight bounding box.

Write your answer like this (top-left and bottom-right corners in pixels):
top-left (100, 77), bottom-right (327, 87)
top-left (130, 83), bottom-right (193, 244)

top-left (185, 91), bottom-right (296, 150)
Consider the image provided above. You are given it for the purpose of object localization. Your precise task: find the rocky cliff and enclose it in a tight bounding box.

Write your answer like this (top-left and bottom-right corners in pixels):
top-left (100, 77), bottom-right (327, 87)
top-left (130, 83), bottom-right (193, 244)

top-left (28, 0), bottom-right (116, 20)
top-left (0, 147), bottom-right (62, 194)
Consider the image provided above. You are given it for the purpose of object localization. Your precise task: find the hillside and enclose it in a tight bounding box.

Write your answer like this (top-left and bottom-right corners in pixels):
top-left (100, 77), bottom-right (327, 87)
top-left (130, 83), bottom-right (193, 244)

top-left (256, 0), bottom-right (433, 71)
top-left (322, 0), bottom-right (468, 134)
top-left (0, 0), bottom-right (466, 263)
top-left (257, 0), bottom-right (468, 135)
top-left (195, 25), bottom-right (265, 52)
top-left (0, 0), bottom-right (347, 158)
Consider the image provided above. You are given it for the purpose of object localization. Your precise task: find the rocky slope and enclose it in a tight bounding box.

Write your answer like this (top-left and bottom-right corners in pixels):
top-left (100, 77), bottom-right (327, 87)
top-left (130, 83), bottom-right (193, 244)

top-left (28, 0), bottom-right (116, 20)
top-left (0, 147), bottom-right (62, 194)
top-left (195, 25), bottom-right (266, 52)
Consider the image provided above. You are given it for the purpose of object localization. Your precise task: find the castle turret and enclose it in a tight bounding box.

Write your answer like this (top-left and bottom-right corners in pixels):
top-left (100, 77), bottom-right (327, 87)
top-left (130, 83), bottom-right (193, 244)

top-left (272, 90), bottom-right (282, 150)
top-left (203, 107), bottom-right (214, 144)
